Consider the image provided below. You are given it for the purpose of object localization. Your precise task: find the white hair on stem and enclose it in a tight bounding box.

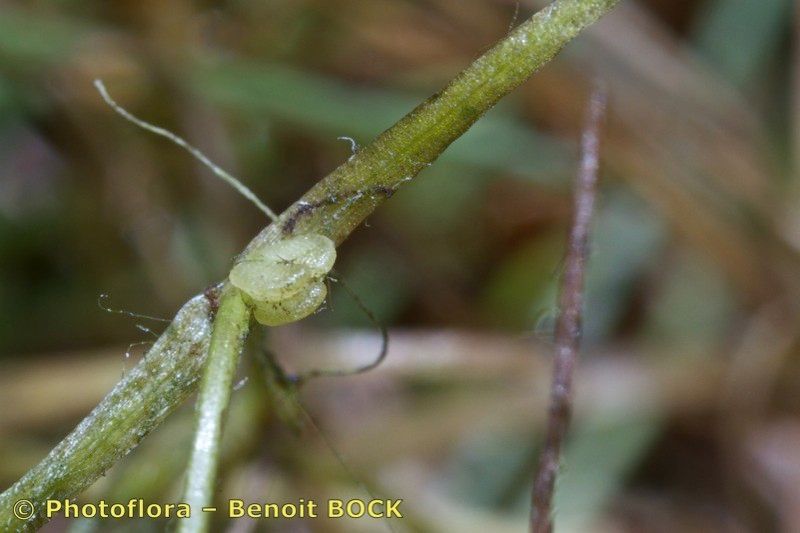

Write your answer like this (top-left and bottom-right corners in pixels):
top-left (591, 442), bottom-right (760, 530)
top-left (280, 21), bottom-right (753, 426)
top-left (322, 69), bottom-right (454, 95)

top-left (336, 136), bottom-right (358, 161)
top-left (93, 79), bottom-right (278, 222)
top-left (508, 1), bottom-right (521, 32)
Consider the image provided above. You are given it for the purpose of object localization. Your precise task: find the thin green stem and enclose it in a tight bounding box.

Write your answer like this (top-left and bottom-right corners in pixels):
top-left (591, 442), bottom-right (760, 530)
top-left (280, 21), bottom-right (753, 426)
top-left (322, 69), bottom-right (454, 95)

top-left (0, 1), bottom-right (620, 530)
top-left (178, 287), bottom-right (250, 533)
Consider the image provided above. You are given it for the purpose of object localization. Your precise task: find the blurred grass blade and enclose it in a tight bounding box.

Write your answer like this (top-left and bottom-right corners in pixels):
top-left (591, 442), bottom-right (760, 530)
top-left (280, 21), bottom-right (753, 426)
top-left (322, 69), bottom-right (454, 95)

top-left (193, 61), bottom-right (571, 180)
top-left (0, 8), bottom-right (85, 66)
top-left (693, 0), bottom-right (791, 87)
top-left (555, 416), bottom-right (661, 533)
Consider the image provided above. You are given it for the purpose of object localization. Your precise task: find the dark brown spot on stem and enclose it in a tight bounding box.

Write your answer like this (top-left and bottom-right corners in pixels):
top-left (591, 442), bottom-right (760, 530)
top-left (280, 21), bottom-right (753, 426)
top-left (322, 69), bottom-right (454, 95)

top-left (281, 185), bottom-right (402, 235)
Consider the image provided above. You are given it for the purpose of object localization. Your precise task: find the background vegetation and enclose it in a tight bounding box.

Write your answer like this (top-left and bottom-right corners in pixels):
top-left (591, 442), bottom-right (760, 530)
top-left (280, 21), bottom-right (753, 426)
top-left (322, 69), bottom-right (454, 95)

top-left (1, 0), bottom-right (798, 531)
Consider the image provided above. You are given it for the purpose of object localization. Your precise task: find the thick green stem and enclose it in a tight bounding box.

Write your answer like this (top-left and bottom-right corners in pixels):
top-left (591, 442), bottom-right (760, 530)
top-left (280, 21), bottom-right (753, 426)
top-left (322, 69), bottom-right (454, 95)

top-left (178, 287), bottom-right (250, 533)
top-left (0, 295), bottom-right (214, 532)
top-left (0, 1), bottom-right (620, 530)
top-left (246, 0), bottom-right (620, 250)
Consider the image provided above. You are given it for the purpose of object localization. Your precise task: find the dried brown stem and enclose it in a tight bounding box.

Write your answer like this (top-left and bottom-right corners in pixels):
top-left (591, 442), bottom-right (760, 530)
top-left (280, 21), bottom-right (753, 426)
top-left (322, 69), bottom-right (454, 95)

top-left (530, 83), bottom-right (606, 533)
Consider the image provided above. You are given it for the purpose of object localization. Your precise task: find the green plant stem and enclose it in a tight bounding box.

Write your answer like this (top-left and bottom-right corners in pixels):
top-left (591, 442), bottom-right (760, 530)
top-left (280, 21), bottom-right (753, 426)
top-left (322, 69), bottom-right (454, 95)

top-left (246, 0), bottom-right (620, 250)
top-left (178, 287), bottom-right (250, 533)
top-left (0, 295), bottom-right (214, 532)
top-left (0, 1), bottom-right (620, 530)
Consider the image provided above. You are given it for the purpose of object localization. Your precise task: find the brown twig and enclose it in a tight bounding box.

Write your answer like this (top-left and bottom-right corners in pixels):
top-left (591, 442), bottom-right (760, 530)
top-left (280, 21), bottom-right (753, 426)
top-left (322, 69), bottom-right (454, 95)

top-left (530, 83), bottom-right (607, 533)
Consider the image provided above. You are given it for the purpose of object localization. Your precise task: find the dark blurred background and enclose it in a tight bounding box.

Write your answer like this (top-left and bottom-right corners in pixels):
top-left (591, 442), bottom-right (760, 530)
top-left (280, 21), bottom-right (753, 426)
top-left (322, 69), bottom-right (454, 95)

top-left (2, 0), bottom-right (800, 531)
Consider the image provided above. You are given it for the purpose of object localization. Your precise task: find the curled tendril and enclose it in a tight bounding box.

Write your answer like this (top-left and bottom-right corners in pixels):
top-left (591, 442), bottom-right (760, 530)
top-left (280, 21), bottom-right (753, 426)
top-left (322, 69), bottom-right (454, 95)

top-left (269, 272), bottom-right (389, 386)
